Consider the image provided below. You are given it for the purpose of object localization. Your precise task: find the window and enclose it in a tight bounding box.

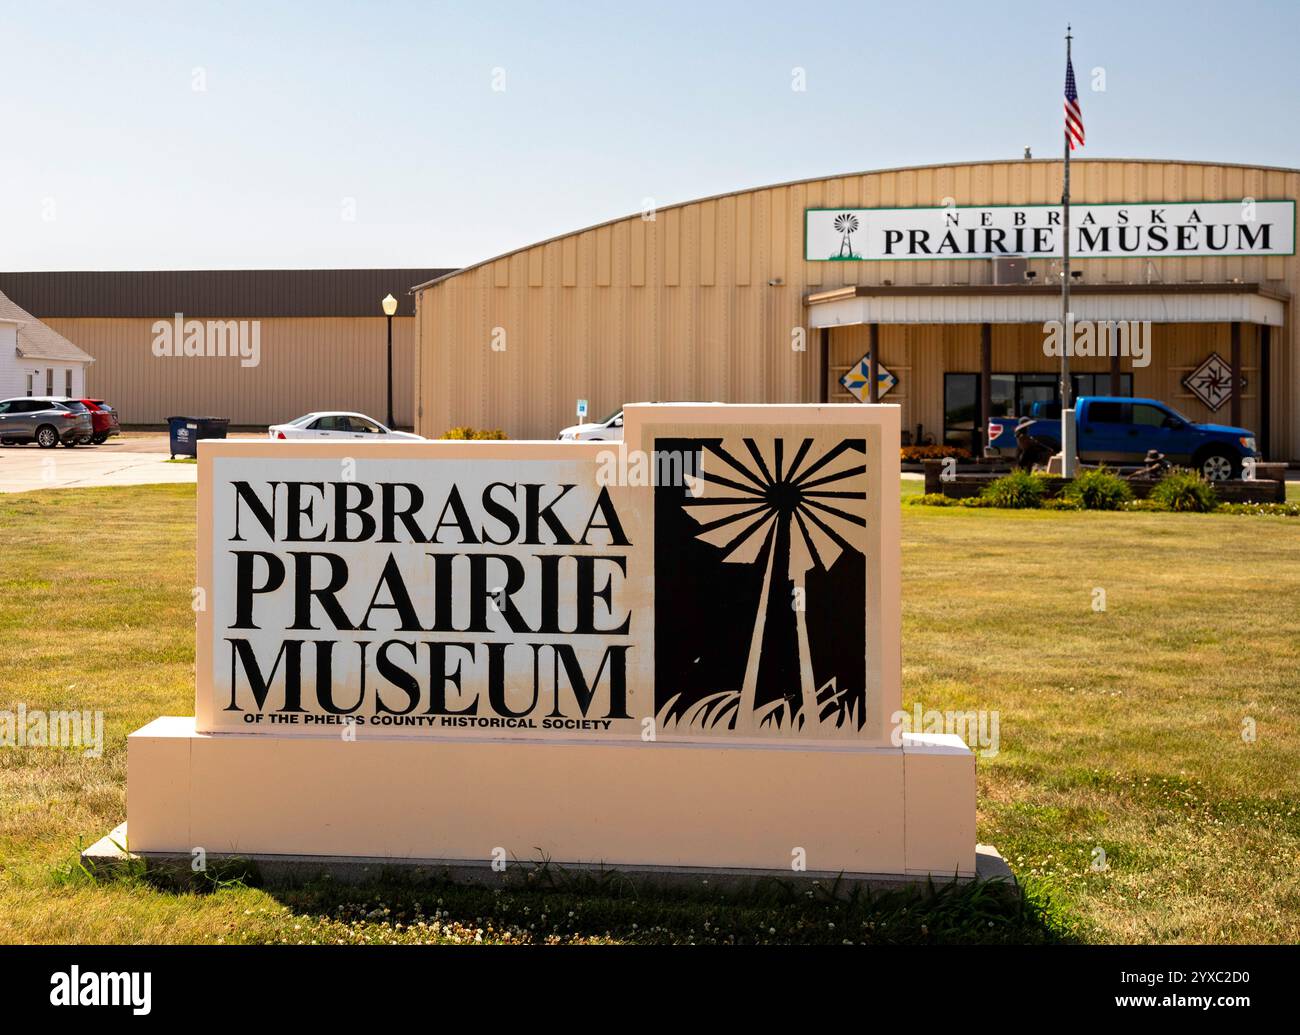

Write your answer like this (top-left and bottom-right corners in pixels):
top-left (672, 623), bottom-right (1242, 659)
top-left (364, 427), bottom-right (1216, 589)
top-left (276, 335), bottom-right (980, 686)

top-left (943, 374), bottom-right (978, 450)
top-left (989, 374), bottom-right (1015, 418)
top-left (1072, 373), bottom-right (1134, 398)
top-left (25, 373), bottom-right (34, 396)
top-left (312, 415), bottom-right (350, 431)
top-left (65, 369), bottom-right (73, 396)
top-left (1017, 375), bottom-right (1058, 418)
top-left (1088, 402), bottom-right (1128, 424)
top-left (348, 416), bottom-right (381, 433)
top-left (1132, 404), bottom-right (1169, 428)
top-left (45, 369), bottom-right (53, 395)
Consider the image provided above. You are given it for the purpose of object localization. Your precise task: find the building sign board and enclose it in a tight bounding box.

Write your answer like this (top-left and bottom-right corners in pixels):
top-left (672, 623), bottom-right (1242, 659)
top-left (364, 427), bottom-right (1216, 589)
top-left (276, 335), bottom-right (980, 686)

top-left (195, 405), bottom-right (900, 746)
top-left (805, 201), bottom-right (1296, 261)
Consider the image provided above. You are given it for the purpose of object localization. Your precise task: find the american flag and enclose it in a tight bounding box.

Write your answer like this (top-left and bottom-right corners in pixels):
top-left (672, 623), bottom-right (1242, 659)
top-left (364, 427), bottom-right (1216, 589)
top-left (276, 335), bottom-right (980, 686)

top-left (1064, 54), bottom-right (1085, 150)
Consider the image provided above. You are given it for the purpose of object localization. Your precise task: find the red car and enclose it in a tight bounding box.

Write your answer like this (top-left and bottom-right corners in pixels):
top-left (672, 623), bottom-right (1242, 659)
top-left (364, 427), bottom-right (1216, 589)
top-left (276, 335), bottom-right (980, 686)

top-left (78, 399), bottom-right (122, 445)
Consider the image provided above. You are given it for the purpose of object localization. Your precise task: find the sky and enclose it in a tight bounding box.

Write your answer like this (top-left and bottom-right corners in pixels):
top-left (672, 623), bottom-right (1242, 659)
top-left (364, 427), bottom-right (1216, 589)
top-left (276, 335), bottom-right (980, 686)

top-left (1, 0), bottom-right (1296, 271)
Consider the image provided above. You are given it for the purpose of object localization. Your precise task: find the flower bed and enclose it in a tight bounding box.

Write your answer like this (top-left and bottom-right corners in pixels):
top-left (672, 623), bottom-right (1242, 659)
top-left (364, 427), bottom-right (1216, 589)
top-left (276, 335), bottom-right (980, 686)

top-left (909, 468), bottom-right (1297, 516)
top-left (921, 460), bottom-right (1285, 505)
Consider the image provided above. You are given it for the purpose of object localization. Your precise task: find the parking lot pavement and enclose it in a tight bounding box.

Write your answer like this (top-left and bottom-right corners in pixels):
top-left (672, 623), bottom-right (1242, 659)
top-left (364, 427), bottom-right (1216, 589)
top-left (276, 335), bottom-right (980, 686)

top-left (107, 432), bottom-right (263, 453)
top-left (0, 438), bottom-right (197, 493)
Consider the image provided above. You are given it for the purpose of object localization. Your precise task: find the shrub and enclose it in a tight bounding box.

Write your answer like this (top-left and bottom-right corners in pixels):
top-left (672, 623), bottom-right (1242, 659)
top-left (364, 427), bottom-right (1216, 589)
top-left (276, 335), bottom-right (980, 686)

top-left (979, 471), bottom-right (1048, 509)
top-left (901, 445), bottom-right (971, 462)
top-left (959, 496), bottom-right (994, 508)
top-left (1042, 496), bottom-right (1083, 511)
top-left (441, 426), bottom-right (508, 440)
top-left (1149, 469), bottom-right (1219, 513)
top-left (1063, 468), bottom-right (1134, 511)
top-left (905, 492), bottom-right (960, 506)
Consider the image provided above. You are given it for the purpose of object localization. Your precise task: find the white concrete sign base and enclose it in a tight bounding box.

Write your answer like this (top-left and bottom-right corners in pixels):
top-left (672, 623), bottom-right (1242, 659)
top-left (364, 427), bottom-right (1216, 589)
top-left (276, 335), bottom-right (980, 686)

top-left (126, 716), bottom-right (974, 877)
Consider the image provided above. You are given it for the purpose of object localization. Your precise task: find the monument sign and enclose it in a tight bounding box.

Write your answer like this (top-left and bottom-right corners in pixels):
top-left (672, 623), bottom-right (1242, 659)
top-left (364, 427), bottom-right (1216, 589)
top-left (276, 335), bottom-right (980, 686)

top-left (126, 405), bottom-right (974, 878)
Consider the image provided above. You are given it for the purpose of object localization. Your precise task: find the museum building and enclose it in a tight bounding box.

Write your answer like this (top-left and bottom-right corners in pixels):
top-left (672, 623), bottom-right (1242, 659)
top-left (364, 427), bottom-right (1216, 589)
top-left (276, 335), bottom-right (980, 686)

top-left (412, 158), bottom-right (1297, 461)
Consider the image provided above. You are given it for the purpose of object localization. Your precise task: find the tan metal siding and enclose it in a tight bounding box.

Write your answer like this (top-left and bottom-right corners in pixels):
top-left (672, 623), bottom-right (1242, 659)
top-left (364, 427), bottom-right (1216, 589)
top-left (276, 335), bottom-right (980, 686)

top-left (416, 159), bottom-right (1299, 456)
top-left (45, 316), bottom-right (416, 428)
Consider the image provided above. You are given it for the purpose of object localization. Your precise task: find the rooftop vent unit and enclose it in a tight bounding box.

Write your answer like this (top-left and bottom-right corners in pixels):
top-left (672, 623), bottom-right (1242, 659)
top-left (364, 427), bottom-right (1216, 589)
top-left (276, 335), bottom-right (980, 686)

top-left (992, 257), bottom-right (1026, 285)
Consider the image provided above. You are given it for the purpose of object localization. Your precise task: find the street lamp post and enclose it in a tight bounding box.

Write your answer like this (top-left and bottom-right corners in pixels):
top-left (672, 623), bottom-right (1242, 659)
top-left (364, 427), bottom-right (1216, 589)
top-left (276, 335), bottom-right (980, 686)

top-left (381, 293), bottom-right (398, 429)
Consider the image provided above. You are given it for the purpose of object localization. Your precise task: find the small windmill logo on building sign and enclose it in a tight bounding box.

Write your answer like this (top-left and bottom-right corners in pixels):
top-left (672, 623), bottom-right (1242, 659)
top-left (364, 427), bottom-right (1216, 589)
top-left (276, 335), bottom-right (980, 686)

top-left (833, 213), bottom-right (860, 259)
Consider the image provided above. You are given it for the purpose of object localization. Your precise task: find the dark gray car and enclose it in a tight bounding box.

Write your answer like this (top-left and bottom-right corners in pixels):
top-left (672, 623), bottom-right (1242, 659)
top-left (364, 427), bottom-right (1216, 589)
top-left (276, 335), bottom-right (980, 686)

top-left (0, 397), bottom-right (95, 447)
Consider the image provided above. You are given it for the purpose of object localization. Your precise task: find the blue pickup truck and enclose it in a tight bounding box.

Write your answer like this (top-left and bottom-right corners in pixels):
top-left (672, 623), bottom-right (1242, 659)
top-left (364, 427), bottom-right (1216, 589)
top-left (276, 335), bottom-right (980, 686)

top-left (986, 396), bottom-right (1258, 481)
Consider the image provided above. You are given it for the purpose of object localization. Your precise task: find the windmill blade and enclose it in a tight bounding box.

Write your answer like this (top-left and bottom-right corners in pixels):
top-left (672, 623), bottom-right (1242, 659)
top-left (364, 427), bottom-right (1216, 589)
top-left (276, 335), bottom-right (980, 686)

top-left (683, 500), bottom-right (771, 534)
top-left (788, 510), bottom-right (820, 575)
top-left (721, 511), bottom-right (778, 565)
top-left (702, 441), bottom-right (770, 492)
top-left (802, 496), bottom-right (867, 528)
top-left (691, 468), bottom-right (767, 498)
top-left (799, 460), bottom-right (867, 492)
top-left (793, 506), bottom-right (840, 571)
top-left (694, 508), bottom-right (776, 565)
top-left (783, 438), bottom-right (814, 485)
top-left (801, 498), bottom-right (868, 561)
top-left (743, 438), bottom-right (776, 486)
top-left (796, 501), bottom-right (862, 563)
top-left (789, 438), bottom-right (864, 488)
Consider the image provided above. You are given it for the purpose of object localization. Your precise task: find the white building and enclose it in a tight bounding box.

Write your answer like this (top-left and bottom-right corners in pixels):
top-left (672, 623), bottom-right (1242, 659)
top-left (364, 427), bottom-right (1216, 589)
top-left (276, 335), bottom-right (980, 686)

top-left (0, 288), bottom-right (95, 399)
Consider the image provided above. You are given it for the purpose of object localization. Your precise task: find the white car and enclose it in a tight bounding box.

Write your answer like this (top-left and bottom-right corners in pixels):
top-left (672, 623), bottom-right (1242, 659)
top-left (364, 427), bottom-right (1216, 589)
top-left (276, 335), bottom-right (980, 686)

top-left (268, 412), bottom-right (423, 441)
top-left (558, 408), bottom-right (623, 441)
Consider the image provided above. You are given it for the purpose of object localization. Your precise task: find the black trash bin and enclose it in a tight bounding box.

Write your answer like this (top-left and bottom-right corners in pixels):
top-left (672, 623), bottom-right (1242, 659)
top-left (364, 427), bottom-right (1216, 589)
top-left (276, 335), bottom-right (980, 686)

top-left (167, 416), bottom-right (230, 458)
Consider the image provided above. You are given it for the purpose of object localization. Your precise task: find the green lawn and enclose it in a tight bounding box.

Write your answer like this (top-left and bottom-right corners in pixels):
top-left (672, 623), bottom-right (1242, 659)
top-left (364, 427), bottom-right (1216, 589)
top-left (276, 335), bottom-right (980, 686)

top-left (0, 483), bottom-right (1297, 944)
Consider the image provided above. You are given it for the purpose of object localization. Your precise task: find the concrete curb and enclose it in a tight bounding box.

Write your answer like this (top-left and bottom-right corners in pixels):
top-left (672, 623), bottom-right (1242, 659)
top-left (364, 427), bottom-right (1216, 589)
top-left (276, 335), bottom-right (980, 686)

top-left (82, 823), bottom-right (1015, 896)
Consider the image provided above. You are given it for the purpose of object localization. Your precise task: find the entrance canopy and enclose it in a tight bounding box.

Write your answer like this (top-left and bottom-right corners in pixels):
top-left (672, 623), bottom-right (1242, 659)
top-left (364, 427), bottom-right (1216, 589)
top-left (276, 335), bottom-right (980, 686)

top-left (804, 283), bottom-right (1286, 328)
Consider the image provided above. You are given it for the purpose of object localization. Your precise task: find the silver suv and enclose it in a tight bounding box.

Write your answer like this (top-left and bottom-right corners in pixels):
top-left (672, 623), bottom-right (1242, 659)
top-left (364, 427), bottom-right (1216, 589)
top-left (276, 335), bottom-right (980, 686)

top-left (0, 397), bottom-right (95, 448)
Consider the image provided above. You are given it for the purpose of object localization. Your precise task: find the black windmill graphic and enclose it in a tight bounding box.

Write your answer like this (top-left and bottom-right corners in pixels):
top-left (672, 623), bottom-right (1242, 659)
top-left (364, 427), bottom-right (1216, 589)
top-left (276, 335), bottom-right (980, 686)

top-left (833, 213), bottom-right (860, 258)
top-left (667, 437), bottom-right (868, 733)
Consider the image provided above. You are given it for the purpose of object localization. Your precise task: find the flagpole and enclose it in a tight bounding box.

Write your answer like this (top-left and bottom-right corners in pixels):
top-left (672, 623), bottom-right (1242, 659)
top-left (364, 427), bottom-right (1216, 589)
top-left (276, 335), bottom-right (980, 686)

top-left (1060, 24), bottom-right (1077, 477)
